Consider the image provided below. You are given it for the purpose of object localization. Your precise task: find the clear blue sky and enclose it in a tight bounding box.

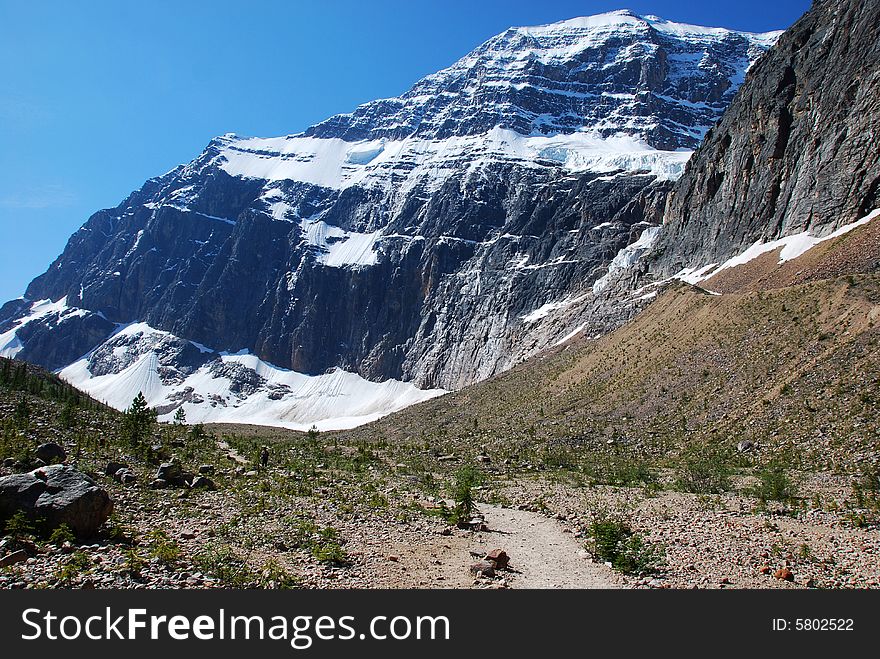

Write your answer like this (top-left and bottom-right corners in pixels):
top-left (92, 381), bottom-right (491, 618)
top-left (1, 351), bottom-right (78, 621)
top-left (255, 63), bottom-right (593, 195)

top-left (0, 0), bottom-right (810, 303)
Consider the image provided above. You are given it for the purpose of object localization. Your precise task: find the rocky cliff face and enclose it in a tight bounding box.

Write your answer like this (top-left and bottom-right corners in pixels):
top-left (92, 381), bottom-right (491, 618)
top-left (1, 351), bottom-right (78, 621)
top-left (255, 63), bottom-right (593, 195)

top-left (0, 11), bottom-right (779, 428)
top-left (650, 0), bottom-right (880, 277)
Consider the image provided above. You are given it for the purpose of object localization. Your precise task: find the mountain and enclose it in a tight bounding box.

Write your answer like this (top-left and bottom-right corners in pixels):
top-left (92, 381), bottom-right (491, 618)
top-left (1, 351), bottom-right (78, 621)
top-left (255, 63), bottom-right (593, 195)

top-left (0, 10), bottom-right (780, 429)
top-left (650, 0), bottom-right (880, 278)
top-left (342, 0), bottom-right (880, 472)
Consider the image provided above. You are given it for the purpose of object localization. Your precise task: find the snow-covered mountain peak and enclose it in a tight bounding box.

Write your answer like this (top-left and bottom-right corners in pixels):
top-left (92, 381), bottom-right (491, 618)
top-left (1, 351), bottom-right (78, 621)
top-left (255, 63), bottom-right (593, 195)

top-left (303, 10), bottom-right (779, 148)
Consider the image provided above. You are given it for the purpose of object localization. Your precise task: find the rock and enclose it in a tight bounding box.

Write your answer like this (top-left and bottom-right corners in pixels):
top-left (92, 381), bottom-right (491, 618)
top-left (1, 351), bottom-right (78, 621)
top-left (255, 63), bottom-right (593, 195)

top-left (476, 455), bottom-right (491, 463)
top-left (198, 465), bottom-right (215, 476)
top-left (35, 442), bottom-right (66, 464)
top-left (736, 440), bottom-right (755, 453)
top-left (469, 560), bottom-right (495, 578)
top-left (149, 479), bottom-right (168, 490)
top-left (758, 565), bottom-right (771, 575)
top-left (3, 458), bottom-right (16, 468)
top-left (156, 462), bottom-right (192, 487)
top-left (774, 567), bottom-right (794, 582)
top-left (119, 471), bottom-right (137, 485)
top-left (105, 461), bottom-right (128, 477)
top-left (0, 550), bottom-right (29, 567)
top-left (387, 555), bottom-right (399, 562)
top-left (485, 549), bottom-right (509, 570)
top-left (437, 455), bottom-right (457, 462)
top-left (244, 470), bottom-right (258, 478)
top-left (0, 465), bottom-right (113, 537)
top-left (189, 476), bottom-right (215, 490)
top-left (180, 530), bottom-right (197, 540)
top-left (156, 462), bottom-right (182, 482)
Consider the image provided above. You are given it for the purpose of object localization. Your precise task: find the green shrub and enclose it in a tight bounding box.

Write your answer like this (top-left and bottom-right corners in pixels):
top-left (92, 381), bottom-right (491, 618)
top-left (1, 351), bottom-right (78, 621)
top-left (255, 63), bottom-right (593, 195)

top-left (145, 529), bottom-right (181, 565)
top-left (587, 515), bottom-right (664, 576)
top-left (54, 551), bottom-right (91, 584)
top-left (48, 524), bottom-right (75, 546)
top-left (451, 465), bottom-right (483, 526)
top-left (194, 545), bottom-right (255, 588)
top-left (675, 445), bottom-right (733, 494)
top-left (751, 460), bottom-right (798, 502)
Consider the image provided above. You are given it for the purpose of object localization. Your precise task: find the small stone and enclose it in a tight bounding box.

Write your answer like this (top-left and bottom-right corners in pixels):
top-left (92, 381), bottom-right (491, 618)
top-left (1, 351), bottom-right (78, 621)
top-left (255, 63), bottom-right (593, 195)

top-left (774, 567), bottom-right (794, 582)
top-left (387, 555), bottom-right (399, 562)
top-left (485, 549), bottom-right (509, 570)
top-left (198, 465), bottom-right (215, 476)
top-left (469, 560), bottom-right (495, 578)
top-left (189, 476), bottom-right (216, 490)
top-left (759, 565), bottom-right (771, 575)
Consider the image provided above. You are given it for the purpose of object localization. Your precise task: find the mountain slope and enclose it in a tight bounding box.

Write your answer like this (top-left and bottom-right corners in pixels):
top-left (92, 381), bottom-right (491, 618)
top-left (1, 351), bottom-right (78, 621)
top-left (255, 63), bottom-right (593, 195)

top-left (342, 221), bottom-right (880, 473)
top-left (0, 11), bottom-right (779, 427)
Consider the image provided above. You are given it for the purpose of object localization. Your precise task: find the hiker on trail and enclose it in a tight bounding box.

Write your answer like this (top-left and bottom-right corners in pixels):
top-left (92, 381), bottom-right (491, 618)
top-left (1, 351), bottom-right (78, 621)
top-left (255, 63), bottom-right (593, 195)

top-left (260, 445), bottom-right (269, 469)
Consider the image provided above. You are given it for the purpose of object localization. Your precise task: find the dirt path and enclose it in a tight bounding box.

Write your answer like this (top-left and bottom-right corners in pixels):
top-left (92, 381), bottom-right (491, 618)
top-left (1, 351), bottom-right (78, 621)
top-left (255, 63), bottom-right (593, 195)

top-left (217, 439), bottom-right (250, 465)
top-left (468, 504), bottom-right (621, 588)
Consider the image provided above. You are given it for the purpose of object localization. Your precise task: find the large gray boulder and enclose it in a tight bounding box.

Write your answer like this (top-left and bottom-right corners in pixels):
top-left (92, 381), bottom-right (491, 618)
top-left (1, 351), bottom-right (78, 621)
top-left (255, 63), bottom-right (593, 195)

top-left (0, 465), bottom-right (113, 537)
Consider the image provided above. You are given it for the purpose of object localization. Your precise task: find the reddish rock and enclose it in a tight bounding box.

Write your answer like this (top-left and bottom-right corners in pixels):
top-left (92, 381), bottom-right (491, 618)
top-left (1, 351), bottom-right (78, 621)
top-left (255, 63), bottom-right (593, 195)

top-left (759, 565), bottom-right (771, 575)
top-left (774, 567), bottom-right (794, 582)
top-left (485, 549), bottom-right (510, 570)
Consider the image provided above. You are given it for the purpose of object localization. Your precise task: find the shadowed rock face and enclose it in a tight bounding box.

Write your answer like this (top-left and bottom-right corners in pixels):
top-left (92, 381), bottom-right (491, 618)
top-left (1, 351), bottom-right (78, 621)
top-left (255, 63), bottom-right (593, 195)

top-left (4, 12), bottom-right (777, 402)
top-left (651, 0), bottom-right (880, 277)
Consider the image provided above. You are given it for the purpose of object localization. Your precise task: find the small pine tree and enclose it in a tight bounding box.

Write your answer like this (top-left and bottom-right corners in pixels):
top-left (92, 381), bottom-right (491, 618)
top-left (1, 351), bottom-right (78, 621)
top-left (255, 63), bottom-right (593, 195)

top-left (120, 392), bottom-right (157, 450)
top-left (173, 407), bottom-right (187, 425)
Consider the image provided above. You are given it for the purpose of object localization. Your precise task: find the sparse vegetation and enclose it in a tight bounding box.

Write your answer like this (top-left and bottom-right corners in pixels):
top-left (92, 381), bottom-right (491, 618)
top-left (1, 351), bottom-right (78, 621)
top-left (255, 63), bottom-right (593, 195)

top-left (587, 514), bottom-right (664, 576)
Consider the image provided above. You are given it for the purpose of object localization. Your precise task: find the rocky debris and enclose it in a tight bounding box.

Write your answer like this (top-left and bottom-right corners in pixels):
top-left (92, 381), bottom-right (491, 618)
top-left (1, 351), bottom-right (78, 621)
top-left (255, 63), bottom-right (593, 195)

top-left (2, 458), bottom-right (15, 469)
top-left (737, 441), bottom-right (755, 453)
top-left (35, 442), bottom-right (66, 464)
top-left (149, 479), bottom-right (168, 490)
top-left (0, 465), bottom-right (113, 537)
top-left (189, 476), bottom-right (215, 490)
top-left (198, 465), bottom-right (215, 476)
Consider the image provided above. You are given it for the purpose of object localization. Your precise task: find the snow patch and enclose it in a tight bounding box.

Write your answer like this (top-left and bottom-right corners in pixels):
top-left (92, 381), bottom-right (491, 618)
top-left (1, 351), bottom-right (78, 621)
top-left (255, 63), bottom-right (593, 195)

top-left (58, 324), bottom-right (446, 432)
top-left (677, 209), bottom-right (880, 284)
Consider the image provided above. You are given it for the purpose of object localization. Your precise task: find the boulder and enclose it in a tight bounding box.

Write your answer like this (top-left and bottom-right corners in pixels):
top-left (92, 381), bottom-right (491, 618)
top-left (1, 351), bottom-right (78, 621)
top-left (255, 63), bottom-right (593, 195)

top-left (105, 461), bottom-right (128, 477)
top-left (0, 549), bottom-right (29, 567)
top-left (35, 442), bottom-right (66, 464)
top-left (189, 476), bottom-right (215, 490)
top-left (149, 479), bottom-right (168, 490)
top-left (0, 465), bottom-right (113, 537)
top-left (198, 465), bottom-right (215, 476)
top-left (155, 462), bottom-right (192, 487)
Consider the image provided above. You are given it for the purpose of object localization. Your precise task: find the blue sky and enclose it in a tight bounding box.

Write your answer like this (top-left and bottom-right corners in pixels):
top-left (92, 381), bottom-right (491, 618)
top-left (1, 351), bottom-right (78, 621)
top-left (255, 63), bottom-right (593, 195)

top-left (0, 0), bottom-right (810, 303)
